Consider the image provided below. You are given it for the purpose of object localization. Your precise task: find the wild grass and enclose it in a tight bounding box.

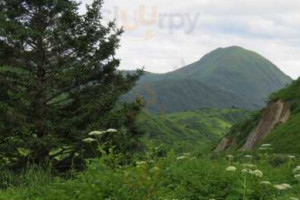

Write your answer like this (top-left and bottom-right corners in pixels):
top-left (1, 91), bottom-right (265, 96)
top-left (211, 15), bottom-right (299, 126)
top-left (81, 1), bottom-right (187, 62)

top-left (1, 146), bottom-right (300, 200)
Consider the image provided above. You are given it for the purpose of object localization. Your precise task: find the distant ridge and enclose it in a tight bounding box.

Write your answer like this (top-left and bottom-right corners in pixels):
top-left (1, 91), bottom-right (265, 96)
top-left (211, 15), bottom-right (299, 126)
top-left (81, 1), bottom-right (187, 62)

top-left (125, 46), bottom-right (292, 113)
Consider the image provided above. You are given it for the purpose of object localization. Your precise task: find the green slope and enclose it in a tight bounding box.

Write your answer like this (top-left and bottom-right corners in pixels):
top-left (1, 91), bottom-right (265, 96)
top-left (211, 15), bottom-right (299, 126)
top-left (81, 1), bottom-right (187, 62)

top-left (137, 108), bottom-right (251, 152)
top-left (263, 113), bottom-right (300, 153)
top-left (128, 79), bottom-right (247, 113)
top-left (221, 78), bottom-right (300, 153)
top-left (125, 46), bottom-right (292, 113)
top-left (262, 78), bottom-right (300, 153)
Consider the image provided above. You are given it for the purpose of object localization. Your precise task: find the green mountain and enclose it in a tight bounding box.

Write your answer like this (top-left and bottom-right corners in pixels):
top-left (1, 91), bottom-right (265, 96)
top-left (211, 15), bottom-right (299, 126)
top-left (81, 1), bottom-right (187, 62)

top-left (215, 78), bottom-right (300, 153)
top-left (137, 108), bottom-right (251, 152)
top-left (126, 46), bottom-right (292, 113)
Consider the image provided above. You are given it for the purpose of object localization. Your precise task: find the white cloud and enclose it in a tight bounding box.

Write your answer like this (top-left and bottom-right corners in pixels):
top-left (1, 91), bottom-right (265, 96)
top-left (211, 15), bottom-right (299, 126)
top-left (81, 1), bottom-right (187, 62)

top-left (80, 0), bottom-right (300, 79)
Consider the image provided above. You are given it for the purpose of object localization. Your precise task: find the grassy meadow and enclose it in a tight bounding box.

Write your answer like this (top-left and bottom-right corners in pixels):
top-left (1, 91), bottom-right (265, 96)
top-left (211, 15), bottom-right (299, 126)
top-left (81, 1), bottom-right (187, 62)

top-left (1, 145), bottom-right (300, 200)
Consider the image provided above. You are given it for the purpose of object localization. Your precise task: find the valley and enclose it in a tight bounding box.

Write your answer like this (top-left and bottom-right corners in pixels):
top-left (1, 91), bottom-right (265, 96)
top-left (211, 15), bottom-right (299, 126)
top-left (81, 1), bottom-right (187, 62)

top-left (137, 108), bottom-right (251, 152)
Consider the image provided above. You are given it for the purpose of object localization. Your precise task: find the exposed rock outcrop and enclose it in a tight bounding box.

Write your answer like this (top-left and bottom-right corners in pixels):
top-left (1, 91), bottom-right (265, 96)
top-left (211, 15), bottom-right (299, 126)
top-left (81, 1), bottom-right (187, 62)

top-left (215, 100), bottom-right (291, 152)
top-left (214, 137), bottom-right (230, 152)
top-left (240, 100), bottom-right (290, 151)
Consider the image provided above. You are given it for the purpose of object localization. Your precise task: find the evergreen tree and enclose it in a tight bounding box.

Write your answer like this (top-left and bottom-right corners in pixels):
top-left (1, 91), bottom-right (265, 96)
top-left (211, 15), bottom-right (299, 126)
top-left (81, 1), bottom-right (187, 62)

top-left (0, 0), bottom-right (143, 169)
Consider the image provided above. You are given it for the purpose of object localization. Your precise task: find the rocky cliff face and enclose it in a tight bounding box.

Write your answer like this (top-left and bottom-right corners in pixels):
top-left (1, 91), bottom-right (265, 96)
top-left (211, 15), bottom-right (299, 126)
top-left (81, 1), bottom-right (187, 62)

top-left (214, 137), bottom-right (231, 152)
top-left (215, 100), bottom-right (291, 152)
top-left (240, 100), bottom-right (290, 150)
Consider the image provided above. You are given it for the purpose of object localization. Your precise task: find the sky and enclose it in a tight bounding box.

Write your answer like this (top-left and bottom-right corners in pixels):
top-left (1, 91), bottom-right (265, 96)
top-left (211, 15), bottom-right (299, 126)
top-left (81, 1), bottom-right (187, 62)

top-left (80, 0), bottom-right (300, 79)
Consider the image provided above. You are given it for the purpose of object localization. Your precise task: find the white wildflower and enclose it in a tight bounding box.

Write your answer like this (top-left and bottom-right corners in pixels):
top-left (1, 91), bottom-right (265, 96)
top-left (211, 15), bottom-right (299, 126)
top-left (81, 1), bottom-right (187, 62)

top-left (294, 174), bottom-right (300, 181)
top-left (242, 168), bottom-right (263, 178)
top-left (287, 155), bottom-right (296, 160)
top-left (293, 166), bottom-right (300, 174)
top-left (74, 152), bottom-right (80, 157)
top-left (88, 131), bottom-right (105, 136)
top-left (82, 138), bottom-right (97, 143)
top-left (261, 144), bottom-right (272, 147)
top-left (242, 164), bottom-right (257, 169)
top-left (249, 170), bottom-right (256, 175)
top-left (136, 161), bottom-right (147, 165)
top-left (290, 197), bottom-right (299, 200)
top-left (259, 144), bottom-right (272, 151)
top-left (252, 170), bottom-right (263, 178)
top-left (106, 128), bottom-right (118, 133)
top-left (274, 183), bottom-right (292, 191)
top-left (226, 166), bottom-right (237, 172)
top-left (226, 155), bottom-right (234, 159)
top-left (244, 155), bottom-right (253, 159)
top-left (242, 169), bottom-right (251, 174)
top-left (260, 181), bottom-right (271, 185)
top-left (176, 156), bottom-right (188, 160)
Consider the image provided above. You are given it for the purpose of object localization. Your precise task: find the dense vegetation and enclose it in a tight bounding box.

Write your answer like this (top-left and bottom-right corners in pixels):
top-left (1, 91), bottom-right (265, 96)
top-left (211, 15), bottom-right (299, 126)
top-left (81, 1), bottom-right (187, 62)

top-left (1, 146), bottom-right (300, 199)
top-left (0, 0), bottom-right (143, 171)
top-left (125, 46), bottom-right (292, 113)
top-left (270, 78), bottom-right (300, 112)
top-left (138, 108), bottom-right (251, 152)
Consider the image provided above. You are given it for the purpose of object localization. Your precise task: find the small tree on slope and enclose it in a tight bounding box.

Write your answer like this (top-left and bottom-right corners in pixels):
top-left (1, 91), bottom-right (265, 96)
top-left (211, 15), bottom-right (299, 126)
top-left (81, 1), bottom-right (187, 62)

top-left (0, 0), bottom-right (143, 170)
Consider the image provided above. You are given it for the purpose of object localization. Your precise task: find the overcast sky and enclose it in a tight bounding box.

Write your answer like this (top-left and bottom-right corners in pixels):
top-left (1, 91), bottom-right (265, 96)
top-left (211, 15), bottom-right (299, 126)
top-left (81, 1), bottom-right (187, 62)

top-left (80, 0), bottom-right (300, 79)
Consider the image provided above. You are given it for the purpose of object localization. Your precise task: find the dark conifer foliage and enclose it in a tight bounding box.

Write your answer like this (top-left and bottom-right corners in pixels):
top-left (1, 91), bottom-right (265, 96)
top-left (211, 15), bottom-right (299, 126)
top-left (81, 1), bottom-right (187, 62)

top-left (0, 0), bottom-right (143, 169)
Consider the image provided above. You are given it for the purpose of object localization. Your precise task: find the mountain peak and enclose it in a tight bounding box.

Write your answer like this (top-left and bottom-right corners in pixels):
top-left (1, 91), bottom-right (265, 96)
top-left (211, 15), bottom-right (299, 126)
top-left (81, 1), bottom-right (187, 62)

top-left (217, 46), bottom-right (245, 51)
top-left (209, 46), bottom-right (255, 57)
top-left (126, 47), bottom-right (292, 113)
